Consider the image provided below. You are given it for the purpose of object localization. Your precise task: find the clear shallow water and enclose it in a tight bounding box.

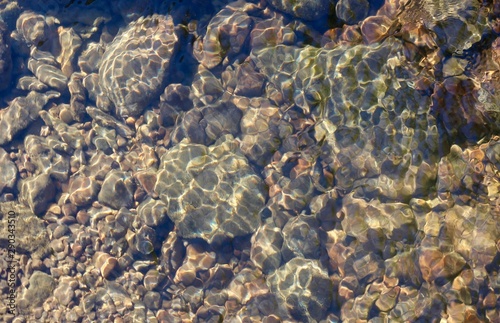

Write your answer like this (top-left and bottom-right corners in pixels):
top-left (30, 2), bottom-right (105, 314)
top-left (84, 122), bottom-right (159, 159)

top-left (0, 0), bottom-right (500, 322)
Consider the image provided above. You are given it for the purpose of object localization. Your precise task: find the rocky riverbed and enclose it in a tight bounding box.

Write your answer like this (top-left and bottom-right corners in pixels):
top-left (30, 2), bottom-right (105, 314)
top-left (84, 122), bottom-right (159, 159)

top-left (1, 0), bottom-right (500, 322)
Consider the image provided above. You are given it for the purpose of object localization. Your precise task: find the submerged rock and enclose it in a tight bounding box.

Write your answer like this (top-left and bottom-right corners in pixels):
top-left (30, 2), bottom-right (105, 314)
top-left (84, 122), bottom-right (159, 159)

top-left (0, 91), bottom-right (60, 146)
top-left (18, 271), bottom-right (56, 314)
top-left (0, 148), bottom-right (17, 194)
top-left (336, 0), bottom-right (370, 24)
top-left (155, 134), bottom-right (266, 244)
top-left (399, 0), bottom-right (488, 55)
top-left (0, 202), bottom-right (50, 258)
top-left (19, 173), bottom-right (55, 216)
top-left (267, 0), bottom-right (335, 21)
top-left (99, 14), bottom-right (178, 118)
top-left (28, 48), bottom-right (68, 92)
top-left (267, 257), bottom-right (332, 322)
top-left (97, 170), bottom-right (135, 210)
top-left (15, 11), bottom-right (50, 48)
top-left (193, 5), bottom-right (253, 69)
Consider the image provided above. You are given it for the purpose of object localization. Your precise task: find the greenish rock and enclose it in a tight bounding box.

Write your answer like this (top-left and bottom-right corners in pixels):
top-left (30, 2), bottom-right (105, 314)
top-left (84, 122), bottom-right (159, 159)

top-left (0, 202), bottom-right (50, 259)
top-left (18, 271), bottom-right (56, 313)
top-left (267, 0), bottom-right (335, 21)
top-left (251, 36), bottom-right (439, 201)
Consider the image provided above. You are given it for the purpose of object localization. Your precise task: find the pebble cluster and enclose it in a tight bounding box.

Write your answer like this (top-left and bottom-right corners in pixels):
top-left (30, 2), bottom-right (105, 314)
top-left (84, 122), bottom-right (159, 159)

top-left (0, 0), bottom-right (500, 322)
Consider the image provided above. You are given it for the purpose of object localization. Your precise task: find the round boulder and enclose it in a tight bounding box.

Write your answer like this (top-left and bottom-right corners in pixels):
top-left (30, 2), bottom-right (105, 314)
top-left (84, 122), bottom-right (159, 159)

top-left (155, 135), bottom-right (266, 244)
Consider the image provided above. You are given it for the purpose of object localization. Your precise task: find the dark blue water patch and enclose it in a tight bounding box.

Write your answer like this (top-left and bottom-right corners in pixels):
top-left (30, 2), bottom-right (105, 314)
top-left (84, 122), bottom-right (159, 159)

top-left (368, 0), bottom-right (384, 12)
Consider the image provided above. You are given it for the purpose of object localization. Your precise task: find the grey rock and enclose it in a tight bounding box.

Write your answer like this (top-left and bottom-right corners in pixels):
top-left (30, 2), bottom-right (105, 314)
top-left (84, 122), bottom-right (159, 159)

top-left (57, 26), bottom-right (82, 77)
top-left (155, 135), bottom-right (266, 244)
top-left (86, 107), bottom-right (135, 139)
top-left (0, 91), bottom-right (60, 146)
top-left (0, 148), bottom-right (17, 194)
top-left (158, 84), bottom-right (193, 127)
top-left (28, 48), bottom-right (68, 92)
top-left (267, 257), bottom-right (332, 322)
top-left (39, 111), bottom-right (86, 150)
top-left (193, 5), bottom-right (253, 69)
top-left (336, 0), bottom-right (370, 24)
top-left (267, 0), bottom-right (335, 20)
top-left (0, 202), bottom-right (50, 258)
top-left (68, 72), bottom-right (87, 122)
top-left (401, 0), bottom-right (487, 54)
top-left (16, 76), bottom-right (48, 91)
top-left (18, 271), bottom-right (56, 313)
top-left (143, 291), bottom-right (161, 310)
top-left (78, 42), bottom-right (105, 75)
top-left (69, 176), bottom-right (101, 207)
top-left (281, 214), bottom-right (321, 262)
top-left (24, 135), bottom-right (71, 182)
top-left (98, 170), bottom-right (135, 210)
top-left (15, 11), bottom-right (49, 47)
top-left (20, 174), bottom-right (55, 216)
top-left (250, 218), bottom-right (283, 274)
top-left (54, 281), bottom-right (74, 306)
top-left (99, 14), bottom-right (178, 117)
top-left (137, 197), bottom-right (169, 227)
top-left (171, 101), bottom-right (242, 146)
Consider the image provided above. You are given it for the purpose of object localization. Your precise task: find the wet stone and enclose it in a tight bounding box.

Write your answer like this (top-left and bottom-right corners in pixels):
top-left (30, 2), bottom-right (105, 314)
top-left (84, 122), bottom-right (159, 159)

top-left (155, 135), bottom-right (266, 244)
top-left (336, 0), bottom-right (370, 24)
top-left (0, 202), bottom-right (50, 258)
top-left (267, 257), bottom-right (333, 322)
top-left (67, 72), bottom-right (87, 123)
top-left (239, 104), bottom-right (292, 166)
top-left (78, 42), bottom-right (105, 75)
top-left (0, 148), bottom-right (17, 194)
top-left (24, 135), bottom-right (71, 182)
top-left (137, 197), bottom-right (169, 227)
top-left (190, 65), bottom-right (225, 107)
top-left (143, 291), bottom-right (161, 310)
top-left (54, 280), bottom-right (75, 306)
top-left (250, 219), bottom-right (284, 274)
top-left (144, 269), bottom-right (165, 291)
top-left (193, 6), bottom-right (253, 69)
top-left (16, 76), bottom-right (48, 91)
top-left (400, 0), bottom-right (487, 55)
top-left (94, 252), bottom-right (119, 279)
top-left (15, 11), bottom-right (49, 47)
top-left (57, 26), bottom-right (82, 77)
top-left (97, 170), bottom-right (135, 210)
top-left (18, 271), bottom-right (56, 314)
top-left (172, 99), bottom-right (242, 146)
top-left (20, 173), bottom-right (55, 216)
top-left (69, 176), bottom-right (101, 207)
top-left (281, 214), bottom-right (321, 262)
top-left (99, 14), bottom-right (179, 117)
top-left (28, 48), bottom-right (68, 92)
top-left (158, 84), bottom-right (193, 127)
top-left (174, 242), bottom-right (216, 285)
top-left (0, 91), bottom-right (60, 146)
top-left (267, 0), bottom-right (334, 20)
